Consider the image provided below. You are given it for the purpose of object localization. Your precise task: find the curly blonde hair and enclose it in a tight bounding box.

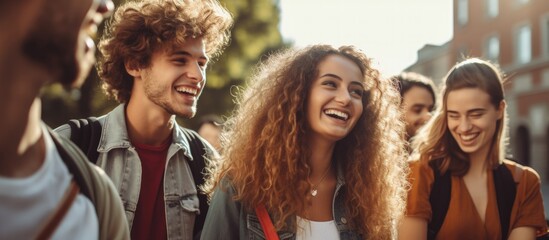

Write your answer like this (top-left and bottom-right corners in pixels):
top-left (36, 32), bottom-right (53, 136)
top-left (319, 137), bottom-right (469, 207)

top-left (206, 45), bottom-right (408, 239)
top-left (98, 0), bottom-right (233, 103)
top-left (412, 58), bottom-right (508, 176)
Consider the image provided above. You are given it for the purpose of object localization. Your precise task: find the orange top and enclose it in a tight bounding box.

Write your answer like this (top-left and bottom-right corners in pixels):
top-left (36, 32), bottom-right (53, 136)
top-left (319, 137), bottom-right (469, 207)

top-left (406, 160), bottom-right (548, 240)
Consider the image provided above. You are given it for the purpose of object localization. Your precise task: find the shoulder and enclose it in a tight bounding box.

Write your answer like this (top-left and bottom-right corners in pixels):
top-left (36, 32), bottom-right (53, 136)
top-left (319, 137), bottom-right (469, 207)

top-left (54, 123), bottom-right (72, 138)
top-left (60, 142), bottom-right (130, 238)
top-left (177, 125), bottom-right (219, 159)
top-left (53, 113), bottom-right (108, 139)
top-left (409, 159), bottom-right (429, 169)
top-left (216, 177), bottom-right (238, 197)
top-left (49, 130), bottom-right (113, 195)
top-left (208, 177), bottom-right (242, 212)
top-left (503, 159), bottom-right (541, 184)
top-left (208, 178), bottom-right (242, 218)
top-left (202, 178), bottom-right (245, 240)
top-left (407, 160), bottom-right (437, 192)
top-left (408, 159), bottom-right (435, 182)
top-left (405, 159), bottom-right (436, 220)
top-left (89, 165), bottom-right (114, 187)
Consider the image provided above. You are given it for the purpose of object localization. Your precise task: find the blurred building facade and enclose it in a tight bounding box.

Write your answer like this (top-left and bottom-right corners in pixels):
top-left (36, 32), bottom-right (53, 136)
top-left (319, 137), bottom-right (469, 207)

top-left (406, 0), bottom-right (549, 182)
top-left (406, 42), bottom-right (452, 86)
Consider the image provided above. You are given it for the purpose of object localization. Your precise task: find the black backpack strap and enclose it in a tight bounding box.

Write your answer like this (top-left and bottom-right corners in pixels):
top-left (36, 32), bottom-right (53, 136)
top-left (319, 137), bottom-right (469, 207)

top-left (493, 163), bottom-right (516, 240)
top-left (428, 161), bottom-right (451, 240)
top-left (67, 117), bottom-right (102, 164)
top-left (427, 161), bottom-right (518, 240)
top-left (180, 128), bottom-right (208, 239)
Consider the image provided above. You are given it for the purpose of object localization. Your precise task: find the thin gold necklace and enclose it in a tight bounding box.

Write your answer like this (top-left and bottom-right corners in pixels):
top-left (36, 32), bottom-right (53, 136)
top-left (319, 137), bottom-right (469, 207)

top-left (310, 166), bottom-right (331, 197)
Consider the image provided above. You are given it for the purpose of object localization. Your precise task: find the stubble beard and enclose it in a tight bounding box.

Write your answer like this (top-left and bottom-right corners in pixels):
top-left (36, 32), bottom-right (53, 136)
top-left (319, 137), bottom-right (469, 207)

top-left (142, 74), bottom-right (198, 119)
top-left (147, 93), bottom-right (198, 119)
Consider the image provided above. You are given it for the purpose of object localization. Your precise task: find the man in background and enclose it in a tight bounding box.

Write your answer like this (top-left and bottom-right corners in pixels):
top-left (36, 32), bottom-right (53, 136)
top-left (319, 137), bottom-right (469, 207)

top-left (198, 114), bottom-right (223, 151)
top-left (392, 72), bottom-right (437, 141)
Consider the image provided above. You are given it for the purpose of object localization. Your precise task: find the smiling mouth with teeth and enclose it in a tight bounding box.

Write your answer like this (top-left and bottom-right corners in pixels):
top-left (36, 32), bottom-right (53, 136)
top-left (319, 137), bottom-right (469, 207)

top-left (460, 133), bottom-right (478, 141)
top-left (325, 109), bottom-right (349, 121)
top-left (175, 86), bottom-right (198, 96)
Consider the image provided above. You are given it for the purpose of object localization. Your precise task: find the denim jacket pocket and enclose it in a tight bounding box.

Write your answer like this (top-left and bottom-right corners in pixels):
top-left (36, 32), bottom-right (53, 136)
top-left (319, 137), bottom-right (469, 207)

top-left (165, 194), bottom-right (199, 240)
top-left (246, 213), bottom-right (294, 240)
top-left (179, 194), bottom-right (200, 214)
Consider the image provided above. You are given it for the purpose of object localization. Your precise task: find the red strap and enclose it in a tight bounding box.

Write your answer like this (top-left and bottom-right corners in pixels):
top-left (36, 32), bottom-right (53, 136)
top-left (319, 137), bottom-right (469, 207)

top-left (255, 205), bottom-right (280, 240)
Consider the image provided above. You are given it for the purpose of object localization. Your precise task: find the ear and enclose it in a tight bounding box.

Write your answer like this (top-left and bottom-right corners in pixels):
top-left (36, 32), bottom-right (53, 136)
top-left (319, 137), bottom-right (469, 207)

top-left (497, 100), bottom-right (506, 120)
top-left (124, 60), bottom-right (141, 78)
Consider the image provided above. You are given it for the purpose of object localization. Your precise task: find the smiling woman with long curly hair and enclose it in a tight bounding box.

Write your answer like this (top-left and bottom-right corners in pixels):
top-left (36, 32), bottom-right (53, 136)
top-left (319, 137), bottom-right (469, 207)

top-left (201, 45), bottom-right (408, 240)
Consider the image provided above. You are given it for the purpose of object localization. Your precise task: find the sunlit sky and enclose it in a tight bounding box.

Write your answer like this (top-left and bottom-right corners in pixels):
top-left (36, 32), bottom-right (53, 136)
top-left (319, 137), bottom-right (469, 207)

top-left (279, 0), bottom-right (454, 77)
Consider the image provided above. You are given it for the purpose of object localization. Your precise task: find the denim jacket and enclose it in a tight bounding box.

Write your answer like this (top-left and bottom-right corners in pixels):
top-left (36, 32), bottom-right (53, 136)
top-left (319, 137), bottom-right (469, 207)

top-left (200, 168), bottom-right (363, 240)
top-left (56, 104), bottom-right (216, 240)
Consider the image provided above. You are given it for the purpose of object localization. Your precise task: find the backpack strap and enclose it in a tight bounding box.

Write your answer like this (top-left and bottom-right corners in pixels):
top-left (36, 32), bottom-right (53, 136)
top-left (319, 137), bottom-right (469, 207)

top-left (427, 161), bottom-right (451, 240)
top-left (67, 117), bottom-right (102, 164)
top-left (428, 161), bottom-right (517, 240)
top-left (493, 163), bottom-right (516, 240)
top-left (180, 128), bottom-right (208, 239)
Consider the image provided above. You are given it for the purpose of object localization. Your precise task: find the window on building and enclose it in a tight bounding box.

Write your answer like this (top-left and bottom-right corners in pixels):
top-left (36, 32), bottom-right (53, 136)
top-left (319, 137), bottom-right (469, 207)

top-left (485, 35), bottom-right (500, 62)
top-left (515, 25), bottom-right (532, 64)
top-left (458, 0), bottom-right (468, 26)
top-left (486, 0), bottom-right (498, 18)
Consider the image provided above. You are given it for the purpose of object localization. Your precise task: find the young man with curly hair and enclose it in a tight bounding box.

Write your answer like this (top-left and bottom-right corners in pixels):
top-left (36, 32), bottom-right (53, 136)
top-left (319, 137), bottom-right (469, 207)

top-left (55, 0), bottom-right (233, 239)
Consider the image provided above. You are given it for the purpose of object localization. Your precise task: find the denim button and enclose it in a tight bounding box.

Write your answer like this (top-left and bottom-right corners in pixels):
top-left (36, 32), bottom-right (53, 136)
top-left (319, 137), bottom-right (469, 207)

top-left (341, 217), bottom-right (347, 224)
top-left (168, 202), bottom-right (177, 208)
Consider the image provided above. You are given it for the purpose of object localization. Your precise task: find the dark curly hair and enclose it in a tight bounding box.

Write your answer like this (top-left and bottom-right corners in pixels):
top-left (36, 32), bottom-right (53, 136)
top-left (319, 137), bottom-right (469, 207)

top-left (98, 0), bottom-right (233, 103)
top-left (206, 45), bottom-right (408, 239)
top-left (391, 71), bottom-right (437, 107)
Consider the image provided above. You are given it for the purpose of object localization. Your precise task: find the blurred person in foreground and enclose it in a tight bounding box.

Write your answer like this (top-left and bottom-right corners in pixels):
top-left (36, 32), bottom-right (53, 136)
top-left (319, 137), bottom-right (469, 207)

top-left (54, 0), bottom-right (233, 239)
top-left (0, 0), bottom-right (129, 239)
top-left (201, 45), bottom-right (408, 239)
top-left (400, 58), bottom-right (548, 240)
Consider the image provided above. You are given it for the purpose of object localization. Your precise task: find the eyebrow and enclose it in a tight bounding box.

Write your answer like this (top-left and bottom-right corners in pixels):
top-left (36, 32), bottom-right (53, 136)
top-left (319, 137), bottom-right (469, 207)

top-left (447, 108), bottom-right (486, 114)
top-left (412, 103), bottom-right (434, 108)
top-left (171, 50), bottom-right (209, 62)
top-left (320, 73), bottom-right (364, 88)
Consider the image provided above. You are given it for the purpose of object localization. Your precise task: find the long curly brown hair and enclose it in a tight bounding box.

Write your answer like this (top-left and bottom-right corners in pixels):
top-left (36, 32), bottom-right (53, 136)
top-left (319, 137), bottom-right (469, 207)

top-left (98, 0), bottom-right (233, 103)
top-left (206, 45), bottom-right (408, 239)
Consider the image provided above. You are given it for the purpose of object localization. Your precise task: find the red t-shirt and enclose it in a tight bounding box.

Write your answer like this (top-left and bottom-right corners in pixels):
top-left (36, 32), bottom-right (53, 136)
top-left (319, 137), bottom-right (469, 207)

top-left (130, 137), bottom-right (171, 240)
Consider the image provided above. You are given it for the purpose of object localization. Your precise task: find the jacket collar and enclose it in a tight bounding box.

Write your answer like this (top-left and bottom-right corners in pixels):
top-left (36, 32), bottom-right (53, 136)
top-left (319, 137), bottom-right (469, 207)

top-left (97, 104), bottom-right (193, 160)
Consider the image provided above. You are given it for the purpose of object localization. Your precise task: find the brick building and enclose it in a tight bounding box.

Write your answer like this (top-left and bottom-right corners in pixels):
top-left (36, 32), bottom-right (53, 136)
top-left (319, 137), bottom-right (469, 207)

top-left (406, 0), bottom-right (549, 181)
